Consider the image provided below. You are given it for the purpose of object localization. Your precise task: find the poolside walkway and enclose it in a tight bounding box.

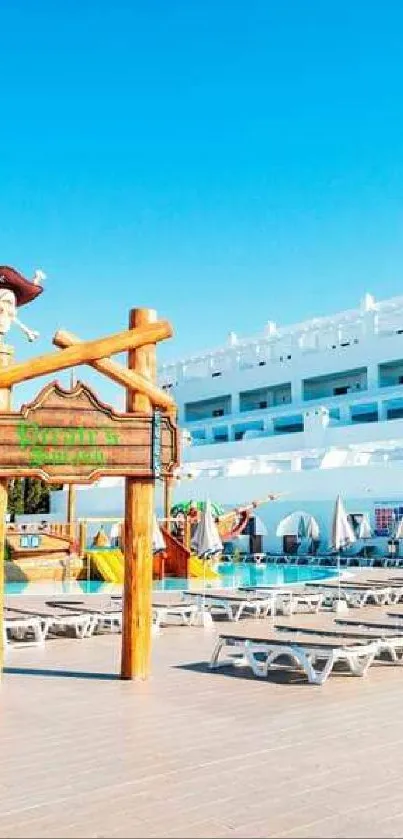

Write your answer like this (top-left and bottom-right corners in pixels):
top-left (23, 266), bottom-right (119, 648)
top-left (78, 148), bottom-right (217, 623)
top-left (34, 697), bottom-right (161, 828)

top-left (2, 598), bottom-right (403, 836)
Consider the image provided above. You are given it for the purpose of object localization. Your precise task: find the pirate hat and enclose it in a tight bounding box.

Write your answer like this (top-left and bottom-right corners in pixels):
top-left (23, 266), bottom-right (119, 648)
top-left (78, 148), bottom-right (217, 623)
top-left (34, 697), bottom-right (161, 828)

top-left (0, 266), bottom-right (44, 307)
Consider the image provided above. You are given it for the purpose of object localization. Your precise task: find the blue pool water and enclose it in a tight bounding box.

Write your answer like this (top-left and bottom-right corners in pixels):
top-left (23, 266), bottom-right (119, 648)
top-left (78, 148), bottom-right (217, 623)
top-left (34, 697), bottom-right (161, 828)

top-left (5, 563), bottom-right (336, 596)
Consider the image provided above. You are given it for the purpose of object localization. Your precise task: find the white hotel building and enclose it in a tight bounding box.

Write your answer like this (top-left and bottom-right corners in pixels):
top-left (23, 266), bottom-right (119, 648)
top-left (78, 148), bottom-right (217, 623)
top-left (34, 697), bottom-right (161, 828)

top-left (52, 293), bottom-right (403, 553)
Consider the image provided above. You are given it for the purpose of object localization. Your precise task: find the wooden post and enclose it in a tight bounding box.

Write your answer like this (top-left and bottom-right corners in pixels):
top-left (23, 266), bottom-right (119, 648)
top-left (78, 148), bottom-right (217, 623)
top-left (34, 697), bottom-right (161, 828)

top-left (184, 515), bottom-right (191, 552)
top-left (121, 308), bottom-right (156, 680)
top-left (78, 520), bottom-right (87, 557)
top-left (0, 344), bottom-right (13, 674)
top-left (164, 478), bottom-right (173, 534)
top-left (67, 483), bottom-right (76, 542)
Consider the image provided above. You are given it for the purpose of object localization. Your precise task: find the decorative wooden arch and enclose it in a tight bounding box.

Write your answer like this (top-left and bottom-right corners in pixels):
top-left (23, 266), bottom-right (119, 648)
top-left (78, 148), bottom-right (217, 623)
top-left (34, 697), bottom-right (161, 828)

top-left (0, 307), bottom-right (179, 681)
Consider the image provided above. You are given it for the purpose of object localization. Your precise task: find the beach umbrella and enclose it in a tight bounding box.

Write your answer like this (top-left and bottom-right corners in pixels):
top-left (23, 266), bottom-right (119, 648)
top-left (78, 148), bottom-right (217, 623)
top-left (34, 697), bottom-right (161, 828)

top-left (276, 511), bottom-right (320, 541)
top-left (356, 514), bottom-right (372, 559)
top-left (393, 517), bottom-right (403, 540)
top-left (152, 515), bottom-right (166, 554)
top-left (331, 495), bottom-right (356, 610)
top-left (332, 496), bottom-right (356, 551)
top-left (297, 516), bottom-right (308, 539)
top-left (357, 514), bottom-right (371, 540)
top-left (191, 497), bottom-right (223, 557)
top-left (305, 516), bottom-right (320, 540)
top-left (191, 499), bottom-right (223, 628)
top-left (303, 515), bottom-right (320, 555)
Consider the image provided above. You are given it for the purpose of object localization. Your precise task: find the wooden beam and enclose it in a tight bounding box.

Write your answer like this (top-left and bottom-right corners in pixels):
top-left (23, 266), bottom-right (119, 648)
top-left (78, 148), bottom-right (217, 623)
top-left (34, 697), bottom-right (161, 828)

top-left (164, 478), bottom-right (173, 533)
top-left (53, 329), bottom-right (176, 413)
top-left (0, 344), bottom-right (13, 675)
top-left (0, 320), bottom-right (173, 388)
top-left (121, 309), bottom-right (155, 680)
top-left (67, 483), bottom-right (76, 541)
top-left (78, 520), bottom-right (87, 557)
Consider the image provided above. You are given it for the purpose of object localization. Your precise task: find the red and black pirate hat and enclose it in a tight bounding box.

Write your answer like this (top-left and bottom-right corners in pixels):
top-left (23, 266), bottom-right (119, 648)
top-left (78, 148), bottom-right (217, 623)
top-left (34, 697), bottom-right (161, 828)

top-left (0, 266), bottom-right (44, 307)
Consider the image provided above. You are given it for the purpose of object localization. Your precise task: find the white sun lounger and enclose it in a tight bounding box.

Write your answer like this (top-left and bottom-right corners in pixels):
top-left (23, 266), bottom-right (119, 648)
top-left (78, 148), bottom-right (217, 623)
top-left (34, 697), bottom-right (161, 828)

top-left (275, 623), bottom-right (403, 665)
top-left (210, 630), bottom-right (379, 685)
top-left (48, 601), bottom-right (122, 634)
top-left (307, 582), bottom-right (398, 607)
top-left (51, 597), bottom-right (197, 634)
top-left (152, 601), bottom-right (198, 632)
top-left (6, 605), bottom-right (94, 639)
top-left (4, 611), bottom-right (45, 646)
top-left (183, 590), bottom-right (278, 621)
top-left (239, 586), bottom-right (325, 615)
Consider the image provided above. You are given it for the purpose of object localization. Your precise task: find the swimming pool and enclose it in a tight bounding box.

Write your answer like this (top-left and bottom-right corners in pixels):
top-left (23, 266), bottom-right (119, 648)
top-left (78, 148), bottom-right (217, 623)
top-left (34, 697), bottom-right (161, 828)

top-left (5, 563), bottom-right (337, 596)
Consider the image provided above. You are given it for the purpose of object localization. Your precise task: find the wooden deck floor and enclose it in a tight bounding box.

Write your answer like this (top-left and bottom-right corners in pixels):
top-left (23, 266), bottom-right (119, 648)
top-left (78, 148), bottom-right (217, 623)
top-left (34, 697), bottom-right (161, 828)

top-left (2, 579), bottom-right (403, 837)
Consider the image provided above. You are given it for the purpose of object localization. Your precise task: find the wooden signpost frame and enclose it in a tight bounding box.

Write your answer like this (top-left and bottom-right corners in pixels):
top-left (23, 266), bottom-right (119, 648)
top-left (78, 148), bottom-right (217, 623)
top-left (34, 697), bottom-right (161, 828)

top-left (0, 308), bottom-right (178, 681)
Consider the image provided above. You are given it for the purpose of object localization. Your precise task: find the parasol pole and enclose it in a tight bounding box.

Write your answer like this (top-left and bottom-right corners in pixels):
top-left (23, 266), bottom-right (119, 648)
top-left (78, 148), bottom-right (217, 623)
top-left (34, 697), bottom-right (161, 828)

top-left (203, 552), bottom-right (206, 618)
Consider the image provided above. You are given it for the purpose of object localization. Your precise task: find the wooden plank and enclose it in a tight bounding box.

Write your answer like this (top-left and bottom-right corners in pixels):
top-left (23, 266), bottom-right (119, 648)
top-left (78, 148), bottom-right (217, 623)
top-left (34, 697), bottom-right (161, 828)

top-left (53, 329), bottom-right (176, 413)
top-left (0, 344), bottom-right (12, 676)
top-left (0, 320), bottom-right (173, 388)
top-left (121, 309), bottom-right (155, 681)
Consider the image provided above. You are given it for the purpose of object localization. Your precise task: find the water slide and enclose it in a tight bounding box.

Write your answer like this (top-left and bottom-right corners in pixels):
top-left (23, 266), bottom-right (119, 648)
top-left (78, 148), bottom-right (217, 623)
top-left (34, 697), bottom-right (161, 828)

top-left (160, 527), bottom-right (219, 579)
top-left (188, 555), bottom-right (219, 580)
top-left (87, 549), bottom-right (124, 583)
top-left (87, 542), bottom-right (219, 583)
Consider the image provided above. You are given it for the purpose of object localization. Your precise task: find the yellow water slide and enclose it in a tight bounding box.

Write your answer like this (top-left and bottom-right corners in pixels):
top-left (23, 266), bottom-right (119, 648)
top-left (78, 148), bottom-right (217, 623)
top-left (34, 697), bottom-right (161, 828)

top-left (189, 555), bottom-right (219, 580)
top-left (86, 549), bottom-right (124, 583)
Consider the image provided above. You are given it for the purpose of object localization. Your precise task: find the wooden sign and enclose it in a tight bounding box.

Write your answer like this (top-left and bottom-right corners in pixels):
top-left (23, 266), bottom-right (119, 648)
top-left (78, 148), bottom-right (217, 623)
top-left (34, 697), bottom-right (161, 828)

top-left (0, 380), bottom-right (178, 484)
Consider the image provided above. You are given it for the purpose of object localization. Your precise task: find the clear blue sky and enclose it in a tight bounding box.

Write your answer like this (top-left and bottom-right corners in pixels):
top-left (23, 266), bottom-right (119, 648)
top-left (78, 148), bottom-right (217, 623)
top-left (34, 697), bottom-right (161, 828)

top-left (1, 0), bottom-right (403, 407)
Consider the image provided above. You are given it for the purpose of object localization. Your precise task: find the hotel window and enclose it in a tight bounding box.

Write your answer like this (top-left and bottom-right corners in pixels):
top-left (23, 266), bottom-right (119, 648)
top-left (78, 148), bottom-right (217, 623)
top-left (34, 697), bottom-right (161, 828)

top-left (375, 506), bottom-right (403, 536)
top-left (191, 429), bottom-right (206, 441)
top-left (212, 409), bottom-right (224, 417)
top-left (213, 428), bottom-right (228, 442)
top-left (351, 404), bottom-right (378, 424)
top-left (387, 406), bottom-right (403, 420)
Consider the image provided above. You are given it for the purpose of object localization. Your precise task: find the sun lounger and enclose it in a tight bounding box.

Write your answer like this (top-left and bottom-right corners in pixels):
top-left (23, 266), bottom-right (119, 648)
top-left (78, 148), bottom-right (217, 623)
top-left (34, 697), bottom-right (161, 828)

top-left (335, 617), bottom-right (403, 631)
top-left (183, 589), bottom-right (278, 620)
top-left (50, 597), bottom-right (197, 633)
top-left (3, 610), bottom-right (45, 646)
top-left (152, 601), bottom-right (198, 631)
top-left (210, 629), bottom-right (379, 685)
top-left (239, 586), bottom-right (325, 614)
top-left (336, 580), bottom-right (403, 601)
top-left (6, 604), bottom-right (94, 639)
top-left (306, 582), bottom-right (397, 607)
top-left (275, 623), bottom-right (403, 664)
top-left (47, 600), bottom-right (122, 633)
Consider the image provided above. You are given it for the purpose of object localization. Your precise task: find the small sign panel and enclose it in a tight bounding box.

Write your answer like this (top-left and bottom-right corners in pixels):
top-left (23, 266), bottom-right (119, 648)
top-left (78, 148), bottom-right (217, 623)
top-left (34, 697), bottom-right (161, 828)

top-left (0, 381), bottom-right (178, 484)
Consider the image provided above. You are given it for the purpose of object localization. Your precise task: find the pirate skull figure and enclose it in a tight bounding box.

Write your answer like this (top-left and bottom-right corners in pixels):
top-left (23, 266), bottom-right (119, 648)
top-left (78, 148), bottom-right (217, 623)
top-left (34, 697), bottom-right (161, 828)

top-left (0, 289), bottom-right (16, 335)
top-left (0, 266), bottom-right (45, 342)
